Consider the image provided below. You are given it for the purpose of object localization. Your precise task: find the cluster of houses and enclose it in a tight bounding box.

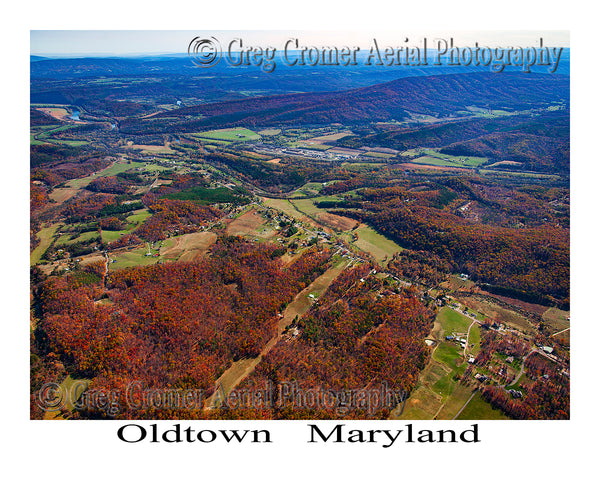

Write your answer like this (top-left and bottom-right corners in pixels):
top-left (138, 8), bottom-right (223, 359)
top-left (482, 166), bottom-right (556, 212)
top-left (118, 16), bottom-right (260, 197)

top-left (445, 334), bottom-right (467, 349)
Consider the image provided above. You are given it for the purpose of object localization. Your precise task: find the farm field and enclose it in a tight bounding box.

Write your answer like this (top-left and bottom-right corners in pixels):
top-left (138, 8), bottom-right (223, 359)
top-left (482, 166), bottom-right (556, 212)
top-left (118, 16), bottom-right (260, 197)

top-left (411, 154), bottom-right (488, 168)
top-left (48, 187), bottom-right (78, 204)
top-left (438, 307), bottom-right (473, 336)
top-left (65, 159), bottom-right (145, 188)
top-left (30, 134), bottom-right (48, 145)
top-left (160, 231), bottom-right (218, 262)
top-left (261, 197), bottom-right (320, 227)
top-left (287, 197), bottom-right (358, 233)
top-left (402, 147), bottom-right (487, 164)
top-left (455, 392), bottom-right (509, 420)
top-left (460, 296), bottom-right (535, 334)
top-left (289, 182), bottom-right (327, 198)
top-left (191, 127), bottom-right (260, 142)
top-left (108, 245), bottom-right (162, 270)
top-left (397, 306), bottom-right (486, 420)
top-left (257, 128), bottom-right (281, 136)
top-left (352, 225), bottom-right (403, 264)
top-left (305, 131), bottom-right (354, 143)
top-left (360, 151), bottom-right (395, 159)
top-left (225, 208), bottom-right (272, 239)
top-left (268, 195), bottom-right (400, 262)
top-left (101, 209), bottom-right (151, 243)
top-left (55, 230), bottom-right (100, 246)
top-left (36, 107), bottom-right (70, 120)
top-left (126, 142), bottom-right (174, 154)
top-left (31, 223), bottom-right (62, 265)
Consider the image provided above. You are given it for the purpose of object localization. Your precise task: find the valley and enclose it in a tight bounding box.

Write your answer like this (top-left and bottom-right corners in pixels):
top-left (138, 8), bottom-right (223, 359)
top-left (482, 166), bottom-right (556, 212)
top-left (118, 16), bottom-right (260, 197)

top-left (30, 57), bottom-right (569, 420)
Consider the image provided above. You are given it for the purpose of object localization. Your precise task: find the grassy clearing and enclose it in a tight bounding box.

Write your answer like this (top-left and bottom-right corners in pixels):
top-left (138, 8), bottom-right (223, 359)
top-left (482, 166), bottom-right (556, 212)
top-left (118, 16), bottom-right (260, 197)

top-left (101, 209), bottom-right (151, 243)
top-left (139, 163), bottom-right (172, 173)
top-left (126, 142), bottom-right (174, 154)
top-left (397, 386), bottom-right (442, 420)
top-left (306, 132), bottom-right (353, 142)
top-left (360, 151), bottom-right (395, 159)
top-left (258, 128), bottom-right (281, 136)
top-left (101, 230), bottom-right (128, 242)
top-left (159, 232), bottom-right (217, 262)
top-left (400, 307), bottom-right (495, 420)
top-left (55, 230), bottom-right (100, 246)
top-left (54, 139), bottom-right (89, 146)
top-left (31, 223), bottom-right (62, 265)
top-left (126, 209), bottom-right (152, 224)
top-left (43, 375), bottom-right (90, 420)
top-left (478, 169), bottom-right (560, 180)
top-left (460, 296), bottom-right (535, 334)
top-left (30, 134), bottom-right (48, 145)
top-left (413, 155), bottom-right (487, 168)
top-left (36, 124), bottom-right (78, 136)
top-left (65, 160), bottom-right (145, 189)
top-left (262, 198), bottom-right (312, 223)
top-left (432, 370), bottom-right (457, 400)
top-left (290, 197), bottom-right (359, 231)
top-left (108, 246), bottom-right (161, 270)
top-left (290, 198), bottom-right (324, 217)
top-left (192, 127), bottom-right (261, 142)
top-left (456, 392), bottom-right (509, 420)
top-left (542, 307), bottom-right (570, 331)
top-left (290, 182), bottom-right (326, 197)
top-left (353, 225), bottom-right (403, 264)
top-left (225, 208), bottom-right (270, 238)
top-left (436, 383), bottom-right (477, 419)
top-left (468, 324), bottom-right (481, 356)
top-left (48, 188), bottom-right (78, 204)
top-left (438, 307), bottom-right (472, 336)
top-left (443, 275), bottom-right (476, 290)
top-left (278, 259), bottom-right (350, 335)
top-left (433, 342), bottom-right (462, 370)
top-left (36, 107), bottom-right (69, 120)
top-left (404, 148), bottom-right (487, 167)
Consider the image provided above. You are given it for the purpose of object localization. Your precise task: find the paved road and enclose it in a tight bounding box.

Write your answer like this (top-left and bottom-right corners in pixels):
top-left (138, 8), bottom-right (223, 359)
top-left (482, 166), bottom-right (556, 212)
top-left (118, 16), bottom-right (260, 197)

top-left (506, 349), bottom-right (536, 388)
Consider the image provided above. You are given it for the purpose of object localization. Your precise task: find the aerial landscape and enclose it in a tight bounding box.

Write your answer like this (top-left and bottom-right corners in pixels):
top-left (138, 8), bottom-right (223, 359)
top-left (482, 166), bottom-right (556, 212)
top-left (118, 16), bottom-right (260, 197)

top-left (29, 32), bottom-right (570, 421)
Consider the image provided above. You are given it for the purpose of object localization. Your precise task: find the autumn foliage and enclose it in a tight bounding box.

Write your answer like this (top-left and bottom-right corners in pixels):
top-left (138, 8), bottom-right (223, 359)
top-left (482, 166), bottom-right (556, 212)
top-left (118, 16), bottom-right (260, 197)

top-left (223, 264), bottom-right (434, 419)
top-left (35, 238), bottom-right (331, 419)
top-left (134, 199), bottom-right (222, 242)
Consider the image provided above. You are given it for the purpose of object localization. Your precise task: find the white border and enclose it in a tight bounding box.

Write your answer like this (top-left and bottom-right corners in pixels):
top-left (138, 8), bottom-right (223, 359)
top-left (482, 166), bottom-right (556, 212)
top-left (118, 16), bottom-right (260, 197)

top-left (5, 1), bottom-right (597, 477)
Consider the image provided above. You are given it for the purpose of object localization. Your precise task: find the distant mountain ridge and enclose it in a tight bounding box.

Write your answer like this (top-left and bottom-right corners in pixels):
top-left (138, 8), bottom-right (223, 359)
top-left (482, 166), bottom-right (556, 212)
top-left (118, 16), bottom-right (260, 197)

top-left (120, 72), bottom-right (569, 134)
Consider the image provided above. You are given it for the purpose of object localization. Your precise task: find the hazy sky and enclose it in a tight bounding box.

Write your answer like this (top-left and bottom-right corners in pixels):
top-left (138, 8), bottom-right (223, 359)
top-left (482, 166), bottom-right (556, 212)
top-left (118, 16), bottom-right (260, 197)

top-left (31, 30), bottom-right (570, 57)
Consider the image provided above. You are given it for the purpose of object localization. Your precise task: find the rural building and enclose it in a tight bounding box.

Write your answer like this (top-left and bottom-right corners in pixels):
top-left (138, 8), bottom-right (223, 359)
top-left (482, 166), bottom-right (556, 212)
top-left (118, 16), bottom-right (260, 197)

top-left (509, 389), bottom-right (523, 398)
